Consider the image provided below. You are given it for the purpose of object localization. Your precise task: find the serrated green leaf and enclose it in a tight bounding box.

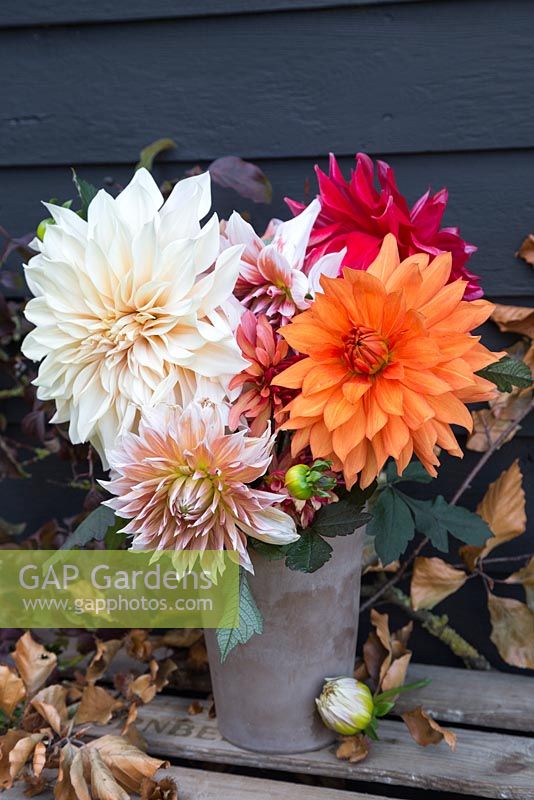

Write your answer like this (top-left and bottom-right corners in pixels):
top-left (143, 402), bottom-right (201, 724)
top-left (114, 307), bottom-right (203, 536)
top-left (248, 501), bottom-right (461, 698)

top-left (61, 504), bottom-right (117, 550)
top-left (396, 492), bottom-right (449, 552)
top-left (136, 138), bottom-right (176, 172)
top-left (431, 496), bottom-right (491, 547)
top-left (387, 460), bottom-right (434, 484)
top-left (285, 530), bottom-right (333, 573)
top-left (72, 169), bottom-right (98, 219)
top-left (249, 540), bottom-right (289, 560)
top-left (476, 356), bottom-right (533, 393)
top-left (216, 571), bottom-right (263, 662)
top-left (367, 487), bottom-right (415, 564)
top-left (312, 497), bottom-right (371, 538)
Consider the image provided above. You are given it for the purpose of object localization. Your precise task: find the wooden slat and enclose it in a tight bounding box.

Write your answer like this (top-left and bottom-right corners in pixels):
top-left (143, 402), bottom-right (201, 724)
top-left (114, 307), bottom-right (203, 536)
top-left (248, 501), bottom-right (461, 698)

top-left (94, 695), bottom-right (534, 799)
top-left (0, 0), bottom-right (428, 29)
top-left (8, 764), bottom-right (393, 800)
top-left (2, 1), bottom-right (534, 165)
top-left (400, 664), bottom-right (534, 732)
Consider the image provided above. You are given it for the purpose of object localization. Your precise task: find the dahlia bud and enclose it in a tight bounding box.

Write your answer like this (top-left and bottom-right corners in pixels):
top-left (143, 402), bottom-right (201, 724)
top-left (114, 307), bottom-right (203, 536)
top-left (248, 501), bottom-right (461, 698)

top-left (36, 217), bottom-right (54, 241)
top-left (284, 459), bottom-right (336, 500)
top-left (315, 677), bottom-right (374, 735)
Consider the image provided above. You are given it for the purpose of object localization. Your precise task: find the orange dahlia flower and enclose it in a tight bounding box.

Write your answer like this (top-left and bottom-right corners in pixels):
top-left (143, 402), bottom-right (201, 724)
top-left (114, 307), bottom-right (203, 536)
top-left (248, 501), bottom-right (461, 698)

top-left (273, 234), bottom-right (500, 489)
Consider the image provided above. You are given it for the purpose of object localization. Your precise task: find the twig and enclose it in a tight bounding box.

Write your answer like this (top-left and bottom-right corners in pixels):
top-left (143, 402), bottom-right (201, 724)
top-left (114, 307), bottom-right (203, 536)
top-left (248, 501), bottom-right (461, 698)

top-left (361, 395), bottom-right (534, 615)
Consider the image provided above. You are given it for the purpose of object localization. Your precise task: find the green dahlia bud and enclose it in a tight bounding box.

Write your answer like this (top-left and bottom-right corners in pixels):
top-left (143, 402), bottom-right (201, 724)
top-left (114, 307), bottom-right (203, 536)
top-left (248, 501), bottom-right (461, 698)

top-left (315, 677), bottom-right (374, 735)
top-left (284, 459), bottom-right (336, 500)
top-left (36, 217), bottom-right (54, 241)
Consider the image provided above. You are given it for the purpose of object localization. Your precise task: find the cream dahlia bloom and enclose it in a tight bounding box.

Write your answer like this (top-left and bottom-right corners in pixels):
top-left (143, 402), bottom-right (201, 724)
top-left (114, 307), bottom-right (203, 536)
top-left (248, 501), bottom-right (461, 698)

top-left (102, 402), bottom-right (298, 570)
top-left (22, 169), bottom-right (246, 465)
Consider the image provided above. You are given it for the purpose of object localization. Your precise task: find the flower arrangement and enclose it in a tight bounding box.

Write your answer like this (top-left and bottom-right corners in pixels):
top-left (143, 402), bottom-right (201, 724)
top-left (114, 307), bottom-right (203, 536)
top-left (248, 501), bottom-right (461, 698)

top-left (20, 151), bottom-right (531, 665)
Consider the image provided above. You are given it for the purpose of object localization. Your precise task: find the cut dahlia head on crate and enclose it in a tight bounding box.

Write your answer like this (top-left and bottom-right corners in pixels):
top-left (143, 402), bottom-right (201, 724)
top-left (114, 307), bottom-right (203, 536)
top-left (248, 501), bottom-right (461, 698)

top-left (17, 150), bottom-right (532, 755)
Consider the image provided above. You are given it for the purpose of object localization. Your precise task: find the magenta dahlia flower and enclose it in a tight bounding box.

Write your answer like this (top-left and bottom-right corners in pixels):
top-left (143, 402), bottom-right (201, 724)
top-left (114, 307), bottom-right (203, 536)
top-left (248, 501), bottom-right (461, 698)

top-left (286, 153), bottom-right (482, 300)
top-left (102, 402), bottom-right (298, 571)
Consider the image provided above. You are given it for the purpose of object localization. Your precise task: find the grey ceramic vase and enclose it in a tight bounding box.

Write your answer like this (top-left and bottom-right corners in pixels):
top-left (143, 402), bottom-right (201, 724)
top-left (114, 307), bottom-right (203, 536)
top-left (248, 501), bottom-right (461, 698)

top-left (204, 526), bottom-right (365, 754)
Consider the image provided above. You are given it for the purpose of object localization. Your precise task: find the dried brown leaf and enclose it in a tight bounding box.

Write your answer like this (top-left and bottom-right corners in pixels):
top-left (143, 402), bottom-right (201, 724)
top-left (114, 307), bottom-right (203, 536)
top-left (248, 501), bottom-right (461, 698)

top-left (9, 734), bottom-right (46, 783)
top-left (88, 748), bottom-right (130, 800)
top-left (86, 639), bottom-right (123, 684)
top-left (467, 408), bottom-right (520, 452)
top-left (125, 630), bottom-right (153, 662)
top-left (488, 592), bottom-right (534, 668)
top-left (491, 303), bottom-right (534, 339)
top-left (158, 629), bottom-right (202, 649)
top-left (335, 734), bottom-right (369, 763)
top-left (130, 674), bottom-right (157, 705)
top-left (476, 460), bottom-right (526, 559)
top-left (381, 652), bottom-right (412, 695)
top-left (0, 730), bottom-right (28, 789)
top-left (121, 703), bottom-right (138, 736)
top-left (0, 665), bottom-right (26, 716)
top-left (69, 748), bottom-right (92, 800)
top-left (410, 557), bottom-right (468, 611)
top-left (75, 685), bottom-right (123, 725)
top-left (32, 742), bottom-right (46, 778)
top-left (31, 685), bottom-right (68, 735)
top-left (141, 776), bottom-right (178, 800)
top-left (55, 743), bottom-right (79, 800)
top-left (517, 233), bottom-right (534, 265)
top-left (506, 556), bottom-right (534, 609)
top-left (154, 659), bottom-right (177, 693)
top-left (88, 735), bottom-right (168, 794)
top-left (187, 639), bottom-right (208, 671)
top-left (401, 707), bottom-right (457, 750)
top-left (187, 700), bottom-right (203, 716)
top-left (368, 610), bottom-right (412, 691)
top-left (13, 633), bottom-right (57, 697)
top-left (22, 772), bottom-right (47, 797)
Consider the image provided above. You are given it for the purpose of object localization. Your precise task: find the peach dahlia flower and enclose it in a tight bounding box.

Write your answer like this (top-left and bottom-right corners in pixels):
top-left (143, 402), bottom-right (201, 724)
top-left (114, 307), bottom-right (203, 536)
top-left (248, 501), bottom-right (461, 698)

top-left (274, 234), bottom-right (500, 489)
top-left (102, 402), bottom-right (298, 570)
top-left (22, 169), bottom-right (246, 466)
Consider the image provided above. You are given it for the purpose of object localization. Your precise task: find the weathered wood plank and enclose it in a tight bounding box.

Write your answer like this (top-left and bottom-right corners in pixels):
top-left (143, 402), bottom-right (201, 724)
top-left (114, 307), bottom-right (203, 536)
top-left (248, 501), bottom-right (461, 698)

top-left (0, 0), bottom-right (429, 29)
top-left (400, 664), bottom-right (534, 732)
top-left (2, 150), bottom-right (534, 299)
top-left (8, 764), bottom-right (393, 800)
top-left (2, 1), bottom-right (534, 164)
top-left (96, 695), bottom-right (534, 799)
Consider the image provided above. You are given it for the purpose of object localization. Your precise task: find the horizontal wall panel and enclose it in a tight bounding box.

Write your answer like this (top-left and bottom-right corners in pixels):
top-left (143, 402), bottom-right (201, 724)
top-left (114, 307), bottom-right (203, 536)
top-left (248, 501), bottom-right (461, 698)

top-left (0, 0), bottom-right (426, 28)
top-left (2, 1), bottom-right (534, 165)
top-left (2, 150), bottom-right (534, 297)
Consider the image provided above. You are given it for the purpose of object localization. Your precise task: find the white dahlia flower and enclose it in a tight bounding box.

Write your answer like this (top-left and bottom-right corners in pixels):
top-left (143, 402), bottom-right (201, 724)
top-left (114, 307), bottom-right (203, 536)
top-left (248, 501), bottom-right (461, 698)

top-left (22, 169), bottom-right (247, 465)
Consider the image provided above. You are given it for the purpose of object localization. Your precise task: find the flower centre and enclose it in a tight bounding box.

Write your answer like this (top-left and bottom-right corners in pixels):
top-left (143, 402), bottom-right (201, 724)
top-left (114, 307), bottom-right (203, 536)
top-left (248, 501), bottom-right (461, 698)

top-left (342, 325), bottom-right (389, 375)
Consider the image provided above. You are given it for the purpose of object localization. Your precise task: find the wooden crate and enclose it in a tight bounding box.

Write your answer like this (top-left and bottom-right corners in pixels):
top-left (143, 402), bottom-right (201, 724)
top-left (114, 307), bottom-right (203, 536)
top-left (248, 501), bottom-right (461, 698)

top-left (9, 663), bottom-right (534, 800)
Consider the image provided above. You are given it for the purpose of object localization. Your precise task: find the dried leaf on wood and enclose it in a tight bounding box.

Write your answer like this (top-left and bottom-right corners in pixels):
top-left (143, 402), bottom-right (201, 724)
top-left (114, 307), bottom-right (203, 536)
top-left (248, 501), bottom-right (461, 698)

top-left (487, 593), bottom-right (534, 668)
top-left (411, 557), bottom-right (467, 610)
top-left (517, 233), bottom-right (534, 265)
top-left (141, 776), bottom-right (178, 800)
top-left (506, 556), bottom-right (534, 609)
top-left (55, 743), bottom-right (78, 800)
top-left (88, 748), bottom-right (129, 800)
top-left (0, 665), bottom-right (25, 716)
top-left (125, 631), bottom-right (153, 663)
top-left (158, 629), bottom-right (203, 649)
top-left (491, 303), bottom-right (534, 339)
top-left (88, 735), bottom-right (169, 794)
top-left (75, 685), bottom-right (123, 725)
top-left (9, 733), bottom-right (46, 783)
top-left (187, 639), bottom-right (208, 671)
top-left (32, 741), bottom-right (46, 778)
top-left (31, 685), bottom-right (68, 734)
top-left (121, 703), bottom-right (138, 736)
top-left (0, 730), bottom-right (27, 789)
top-left (366, 610), bottom-right (413, 692)
top-left (86, 638), bottom-right (123, 684)
top-left (187, 700), bottom-right (203, 716)
top-left (335, 734), bottom-right (369, 763)
top-left (13, 633), bottom-right (57, 697)
top-left (401, 707), bottom-right (457, 750)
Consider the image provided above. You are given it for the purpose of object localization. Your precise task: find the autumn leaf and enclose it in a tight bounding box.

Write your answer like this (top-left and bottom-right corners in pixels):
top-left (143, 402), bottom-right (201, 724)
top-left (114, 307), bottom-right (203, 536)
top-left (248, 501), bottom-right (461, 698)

top-left (0, 730), bottom-right (27, 789)
top-left (517, 233), bottom-right (534, 266)
top-left (141, 776), bottom-right (178, 800)
top-left (75, 685), bottom-right (123, 725)
top-left (55, 743), bottom-right (78, 800)
top-left (187, 700), bottom-right (203, 716)
top-left (32, 741), bottom-right (46, 778)
top-left (401, 707), bottom-right (456, 750)
top-left (121, 703), bottom-right (138, 736)
top-left (88, 748), bottom-right (130, 800)
top-left (491, 303), bottom-right (534, 339)
top-left (86, 638), bottom-right (123, 684)
top-left (411, 557), bottom-right (468, 611)
top-left (125, 630), bottom-right (153, 663)
top-left (487, 593), bottom-right (534, 668)
top-left (366, 610), bottom-right (413, 692)
top-left (506, 556), bottom-right (534, 609)
top-left (335, 734), bottom-right (369, 763)
top-left (13, 632), bottom-right (57, 697)
top-left (9, 733), bottom-right (46, 783)
top-left (31, 684), bottom-right (68, 734)
top-left (476, 460), bottom-right (526, 559)
top-left (0, 665), bottom-right (25, 716)
top-left (88, 735), bottom-right (169, 794)
top-left (158, 629), bottom-right (203, 649)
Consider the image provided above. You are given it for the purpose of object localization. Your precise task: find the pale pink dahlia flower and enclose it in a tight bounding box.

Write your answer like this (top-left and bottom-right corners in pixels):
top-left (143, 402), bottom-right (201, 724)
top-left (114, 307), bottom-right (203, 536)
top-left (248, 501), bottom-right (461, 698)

top-left (221, 199), bottom-right (345, 325)
top-left (102, 402), bottom-right (298, 570)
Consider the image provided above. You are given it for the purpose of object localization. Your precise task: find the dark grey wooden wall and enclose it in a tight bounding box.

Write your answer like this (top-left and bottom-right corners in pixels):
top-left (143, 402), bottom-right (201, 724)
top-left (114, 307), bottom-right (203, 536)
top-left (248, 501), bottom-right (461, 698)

top-left (1, 0), bottom-right (533, 664)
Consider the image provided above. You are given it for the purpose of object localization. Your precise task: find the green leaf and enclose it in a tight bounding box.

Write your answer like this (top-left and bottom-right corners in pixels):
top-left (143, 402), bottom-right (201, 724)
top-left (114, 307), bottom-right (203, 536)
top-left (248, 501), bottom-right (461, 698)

top-left (216, 570), bottom-right (263, 662)
top-left (136, 138), bottom-right (176, 172)
top-left (285, 530), bottom-right (333, 573)
top-left (71, 169), bottom-right (98, 219)
top-left (367, 487), bottom-right (415, 564)
top-left (476, 356), bottom-right (533, 392)
top-left (396, 492), bottom-right (449, 552)
top-left (387, 460), bottom-right (434, 485)
top-left (374, 678), bottom-right (431, 704)
top-left (61, 504), bottom-right (117, 550)
top-left (248, 540), bottom-right (290, 560)
top-left (312, 497), bottom-right (371, 538)
top-left (431, 496), bottom-right (491, 547)
top-left (373, 700), bottom-right (395, 718)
